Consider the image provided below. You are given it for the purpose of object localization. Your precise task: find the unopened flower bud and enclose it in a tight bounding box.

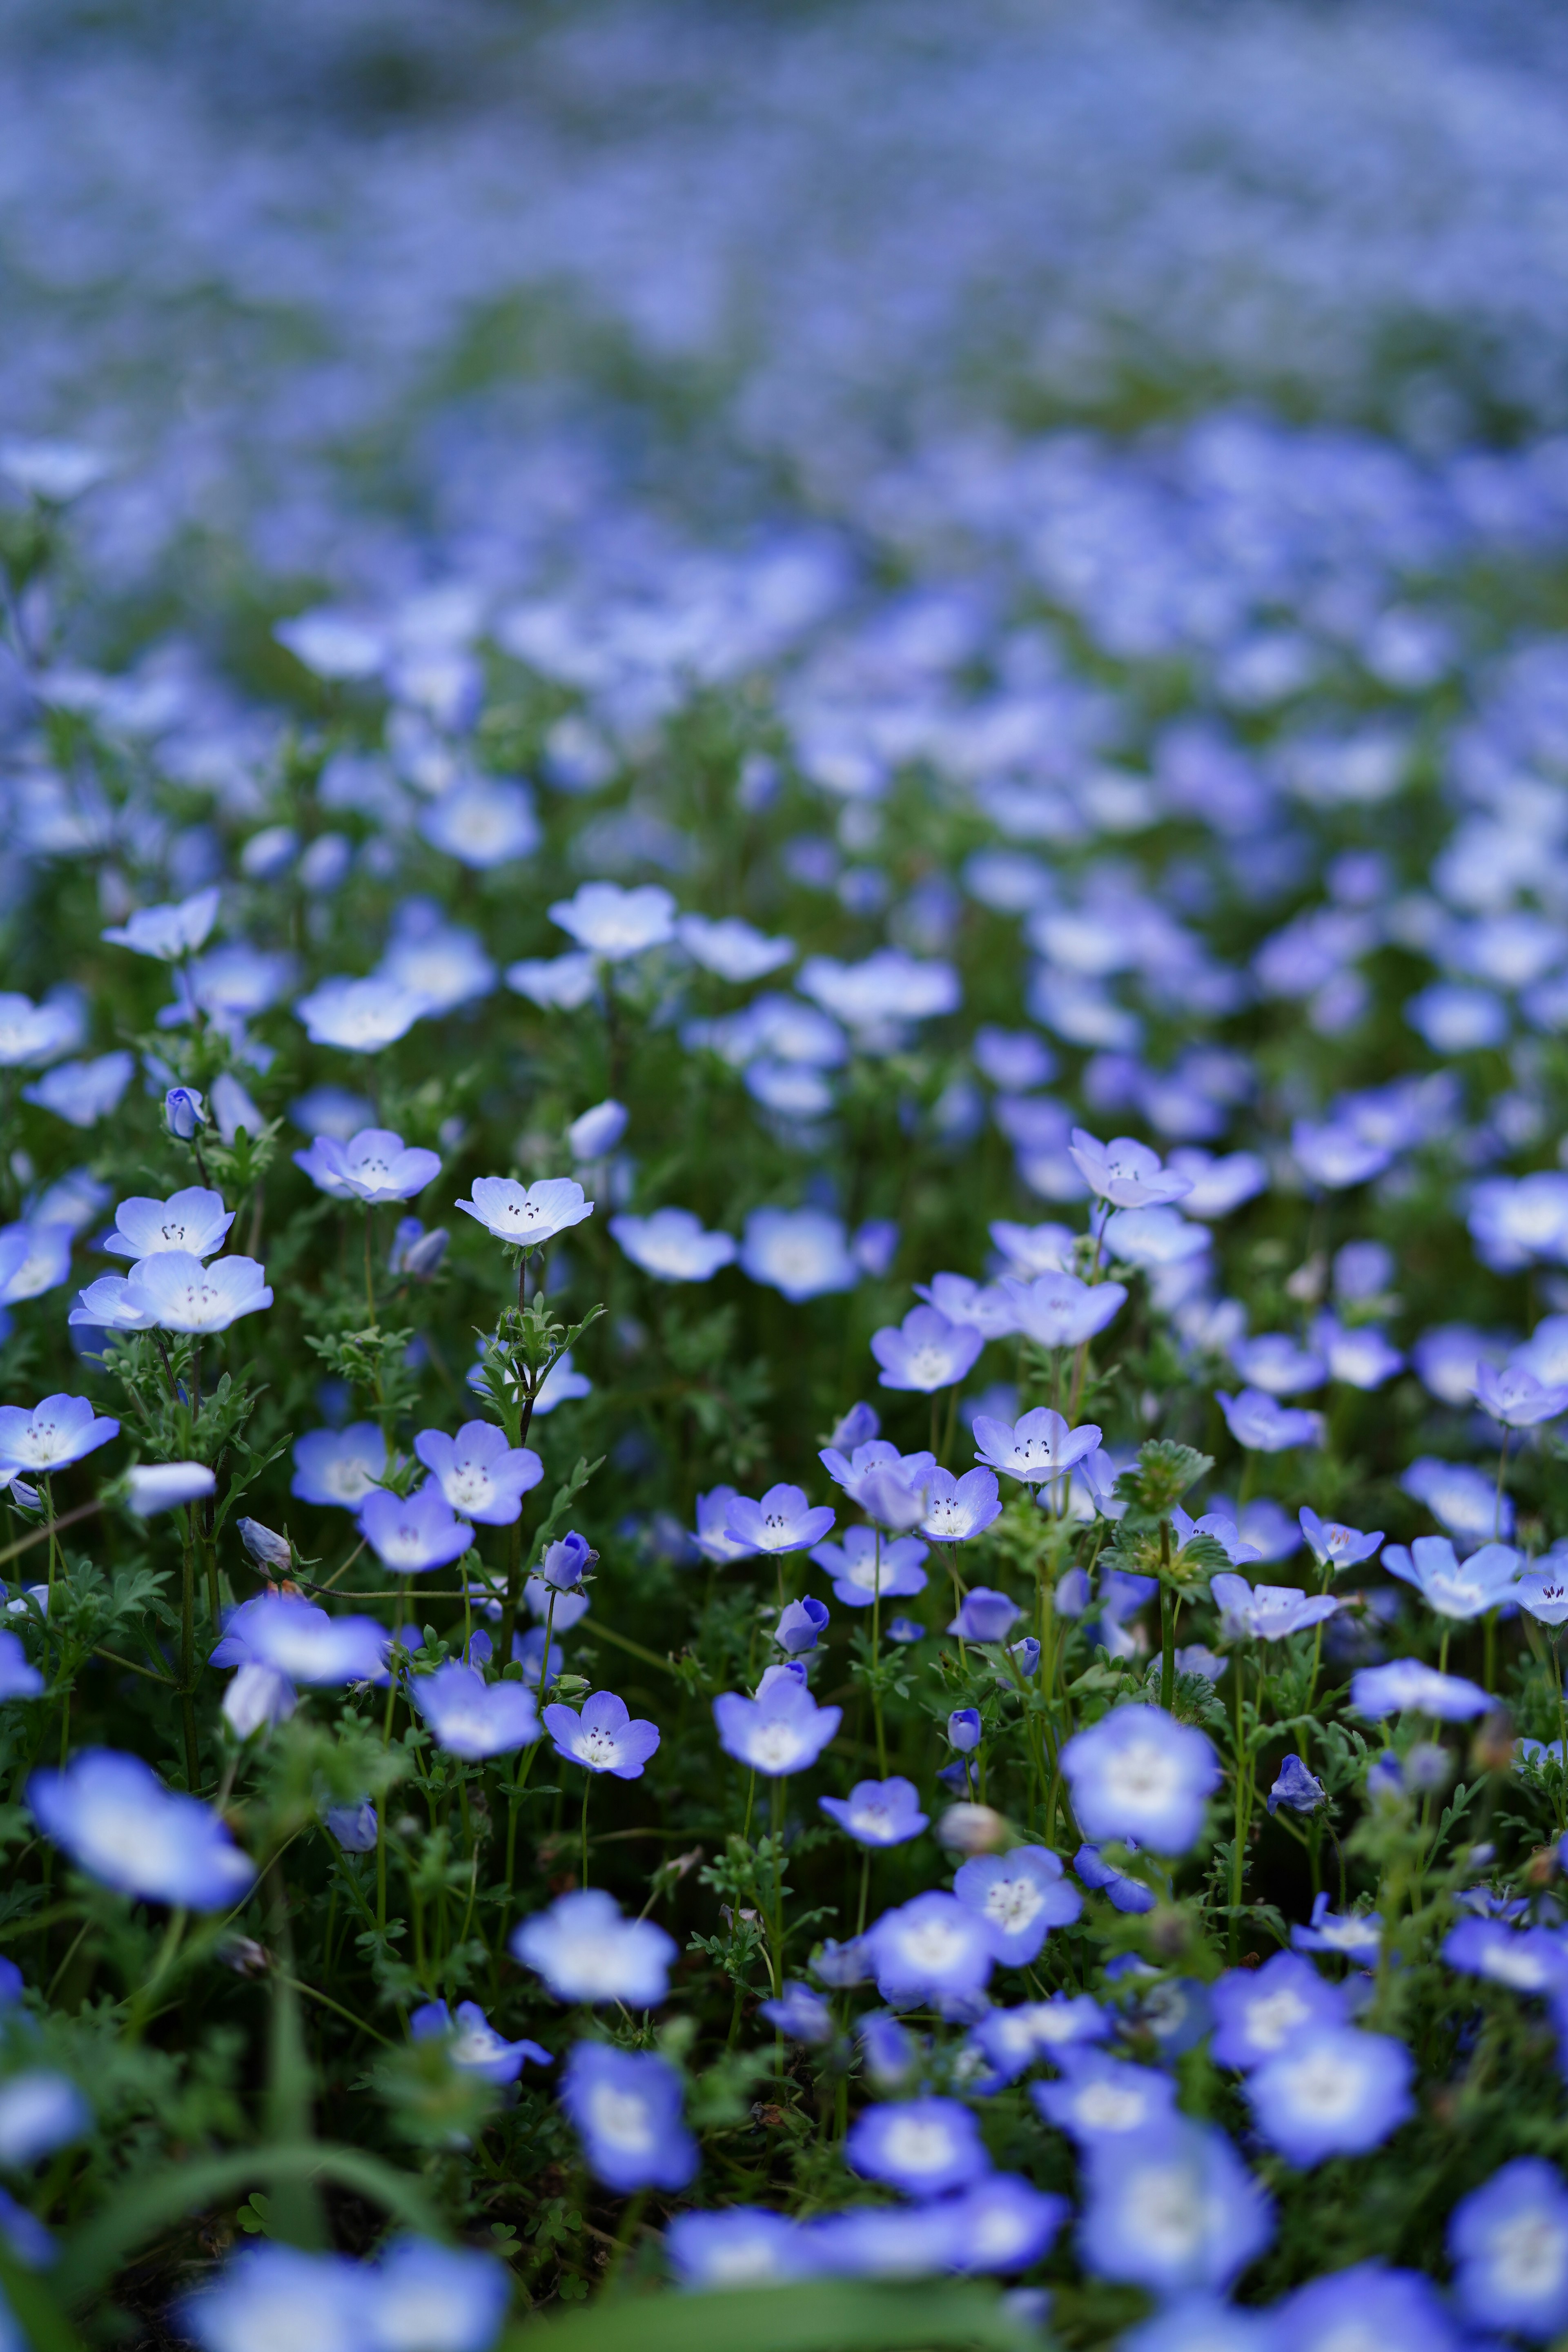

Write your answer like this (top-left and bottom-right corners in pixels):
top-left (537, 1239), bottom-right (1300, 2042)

top-left (165, 1085), bottom-right (206, 1139)
top-left (947, 1707), bottom-right (982, 1754)
top-left (237, 1517), bottom-right (292, 1571)
top-left (539, 1530), bottom-right (597, 1590)
top-left (936, 1802), bottom-right (1008, 1856)
top-left (567, 1098), bottom-right (628, 1160)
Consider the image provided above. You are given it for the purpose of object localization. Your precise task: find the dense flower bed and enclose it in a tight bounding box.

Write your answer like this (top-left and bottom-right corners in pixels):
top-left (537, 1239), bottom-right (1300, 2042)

top-left (7, 8), bottom-right (1568, 2350)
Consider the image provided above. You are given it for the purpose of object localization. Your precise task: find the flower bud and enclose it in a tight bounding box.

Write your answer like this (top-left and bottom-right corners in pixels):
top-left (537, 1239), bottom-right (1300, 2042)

top-left (237, 1517), bottom-right (292, 1571)
top-left (774, 1597), bottom-right (829, 1655)
top-left (935, 1802), bottom-right (1009, 1856)
top-left (947, 1706), bottom-right (982, 1754)
top-left (165, 1085), bottom-right (206, 1139)
top-left (567, 1098), bottom-right (628, 1160)
top-left (538, 1530), bottom-right (597, 1590)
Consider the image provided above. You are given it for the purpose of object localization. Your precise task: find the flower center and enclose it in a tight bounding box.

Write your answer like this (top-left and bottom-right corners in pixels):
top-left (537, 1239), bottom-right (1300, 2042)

top-left (586, 2086), bottom-right (654, 2154)
top-left (985, 1878), bottom-right (1045, 1932)
top-left (1075, 2082), bottom-right (1149, 2132)
top-left (1489, 2213), bottom-right (1568, 2297)
top-left (1246, 1988), bottom-right (1310, 2050)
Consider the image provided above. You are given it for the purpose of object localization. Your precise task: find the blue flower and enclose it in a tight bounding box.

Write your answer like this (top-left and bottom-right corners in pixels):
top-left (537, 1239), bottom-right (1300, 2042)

top-left (1032, 2053), bottom-right (1176, 2148)
top-left (758, 1982), bottom-right (834, 2045)
top-left (1210, 1953), bottom-right (1344, 2071)
top-left (871, 1306), bottom-right (984, 1394)
top-left (1074, 1842), bottom-right (1156, 1913)
top-left (1267, 1755), bottom-right (1326, 1815)
top-left (1215, 1389), bottom-right (1323, 1454)
top-left (1001, 1269), bottom-right (1126, 1349)
top-left (215, 1597), bottom-right (390, 1686)
top-left (1291, 1894), bottom-right (1383, 1961)
top-left (1298, 1506), bottom-right (1383, 1572)
top-left (183, 2247), bottom-right (365, 2352)
top-left (819, 1776), bottom-right (928, 1847)
top-left (291, 1421), bottom-right (389, 1509)
top-left (666, 2208), bottom-right (813, 2288)
top-left (809, 1526), bottom-right (928, 1606)
top-left (1211, 1577), bottom-right (1338, 1643)
top-left (947, 1708), bottom-right (982, 1754)
top-left (295, 976), bottom-right (429, 1054)
top-left (726, 1483), bottom-right (835, 1555)
top-left (102, 885), bottom-right (220, 962)
top-left (610, 1208), bottom-right (736, 1283)
top-left (455, 1175), bottom-right (593, 1250)
top-left (919, 1468), bottom-right (1002, 1544)
top-left (947, 1587), bottom-right (1021, 1643)
top-left (929, 2175), bottom-right (1068, 2276)
top-left (29, 1750), bottom-right (254, 1909)
top-left (1273, 2260), bottom-right (1457, 2352)
top-left (543, 1690), bottom-right (661, 1779)
top-left (21, 1051), bottom-right (134, 1128)
top-left (1443, 1918), bottom-right (1568, 1996)
top-left (1060, 1704), bottom-right (1221, 1854)
top-left (294, 1127), bottom-right (441, 1205)
top-left (0, 1633), bottom-right (42, 1703)
top-left (412, 1664), bottom-right (540, 1760)
top-left (413, 1423), bottom-right (543, 1526)
top-left (0, 2071), bottom-right (90, 2166)
top-left (865, 1891), bottom-right (993, 2011)
top-left (968, 1996), bottom-right (1108, 2086)
top-left (846, 2095), bottom-right (990, 2197)
top-left (359, 1487), bottom-right (473, 1575)
top-left (1246, 2025), bottom-right (1413, 2166)
top-left (713, 1672), bottom-right (841, 1776)
top-left (0, 1394), bottom-right (118, 1476)
top-left (887, 1617), bottom-right (925, 1644)
top-left (1381, 1535), bottom-right (1522, 1621)
top-left (369, 2239), bottom-right (510, 2352)
top-left (409, 1999), bottom-right (549, 2085)
top-left (1448, 2157), bottom-right (1568, 2340)
top-left (740, 1207), bottom-right (860, 1301)
top-left (1350, 1659), bottom-right (1493, 1720)
top-left (560, 2043), bottom-right (697, 2193)
top-left (1079, 2118), bottom-right (1272, 2296)
top-left (1118, 2298), bottom-right (1275, 2352)
top-left (972, 1405), bottom-right (1102, 1486)
top-left (952, 1846), bottom-right (1080, 1963)
top-left (512, 1889), bottom-right (675, 2007)
top-left (550, 882), bottom-right (675, 960)
top-left (774, 1597), bottom-right (829, 1654)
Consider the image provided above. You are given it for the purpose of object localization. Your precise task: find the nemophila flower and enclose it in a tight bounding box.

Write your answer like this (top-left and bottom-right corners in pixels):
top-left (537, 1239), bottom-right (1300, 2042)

top-left (937, 2176), bottom-right (1071, 2278)
top-left (1210, 1953), bottom-right (1344, 2071)
top-left (164, 1086), bottom-right (206, 1140)
top-left (1229, 1332), bottom-right (1325, 1396)
top-left (419, 777), bottom-right (539, 867)
top-left (1443, 1917), bottom-right (1568, 1995)
top-left (296, 976), bottom-right (430, 1053)
top-left (726, 1483), bottom-right (835, 1554)
top-left (948, 1709), bottom-right (982, 1754)
top-left (537, 1531), bottom-right (595, 1590)
top-left (1474, 1361), bottom-right (1568, 1428)
top-left (1292, 1894), bottom-right (1383, 1960)
top-left (388, 1218), bottom-right (448, 1279)
top-left (292, 1421), bottom-right (388, 1508)
top-left (0, 1394), bottom-right (118, 1474)
top-left (1118, 2296), bottom-right (1274, 2352)
top-left (513, 1888), bottom-right (676, 2007)
top-left (819, 1438), bottom-right (933, 1512)
top-left (775, 1597), bottom-right (829, 1653)
top-left (506, 951), bottom-right (599, 1010)
top-left (1170, 1508), bottom-right (1259, 1565)
top-left (1103, 1206), bottom-right (1210, 1274)
top-left (1273, 2261), bottom-right (1459, 2352)
top-left (1032, 2053), bottom-right (1177, 2147)
top-left (665, 2207), bottom-right (813, 2288)
top-left (1176, 1645), bottom-right (1226, 1682)
top-left (1075, 1843), bottom-right (1156, 1913)
top-left (1069, 1129), bottom-right (1193, 1208)
top-left (124, 1252), bottom-right (273, 1334)
top-left (999, 1270), bottom-right (1127, 1349)
top-left (691, 1487), bottom-right (757, 1565)
top-left (713, 1671), bottom-right (841, 1776)
top-left (1165, 1149), bottom-right (1269, 1221)
top-left (758, 1982), bottom-right (834, 2045)
top-left (29, 1749), bottom-right (254, 1909)
top-left (325, 1801), bottom-right (377, 1853)
top-left (1060, 1705), bottom-right (1221, 1854)
top-left (913, 1274), bottom-right (1019, 1341)
top-left (947, 1587), bottom-right (1022, 1642)
top-left (123, 1461), bottom-right (214, 1517)
top-left (1267, 1755), bottom-right (1325, 1815)
top-left (414, 1423), bottom-right (542, 1524)
top-left (1517, 1566), bottom-right (1568, 1627)
top-left (808, 2200), bottom-right (957, 2278)
top-left (1247, 2026), bottom-right (1413, 2167)
top-left (1448, 2157), bottom-right (1568, 2340)
top-left (22, 1051), bottom-right (135, 1128)
top-left (970, 1996), bottom-right (1108, 2085)
top-left (560, 2043), bottom-right (697, 2193)
top-left (820, 1776), bottom-right (928, 1846)
top-left (740, 1206), bottom-right (859, 1300)
top-left (1299, 1507), bottom-right (1383, 1572)
top-left (989, 1219), bottom-right (1078, 1278)
top-left (1291, 1119), bottom-right (1390, 1191)
top-left (543, 1690), bottom-right (661, 1779)
top-left (871, 1305), bottom-right (985, 1393)
top-left (812, 1937), bottom-right (872, 1990)
top-left (104, 1186), bottom-right (232, 1262)
top-left (565, 1100), bottom-right (628, 1163)
top-left (847, 2096), bottom-right (989, 2198)
top-left (1381, 1537), bottom-right (1521, 1621)
top-left (102, 884), bottom-right (220, 962)
top-left (412, 1664), bottom-right (540, 1760)
top-left (222, 1598), bottom-right (389, 1686)
top-left (359, 1487), bottom-right (473, 1575)
top-left (369, 2238), bottom-right (511, 2352)
top-left (609, 1207), bottom-right (736, 1283)
top-left (0, 2069), bottom-right (89, 2174)
top-left (972, 1406), bottom-right (1102, 1485)
top-left (182, 2247), bottom-right (366, 2352)
top-left (888, 1617), bottom-right (925, 1644)
top-left (223, 1663), bottom-right (295, 1738)
top-left (1401, 1454), bottom-right (1514, 1547)
top-left (858, 2009), bottom-right (918, 2087)
top-left (866, 1892), bottom-right (993, 2011)
top-left (676, 913), bottom-right (795, 982)
top-left (1210, 1575), bottom-right (1339, 1643)
top-left (1468, 1173), bottom-right (1568, 1273)
top-left (1310, 1312), bottom-right (1405, 1390)
top-left (455, 1175), bottom-right (594, 1250)
top-left (1078, 2117), bottom-right (1274, 2297)
top-left (918, 1468), bottom-right (1001, 1545)
top-left (550, 881), bottom-right (676, 960)
top-left (410, 2000), bottom-right (549, 2085)
top-left (294, 1127), bottom-right (441, 1205)
top-left (0, 992), bottom-right (80, 1067)
top-left (523, 1576), bottom-right (589, 1632)
top-left (1216, 1389), bottom-right (1323, 1452)
top-left (953, 1846), bottom-right (1080, 1963)
top-left (0, 1220), bottom-right (72, 1307)
top-left (0, 1631), bottom-right (43, 1702)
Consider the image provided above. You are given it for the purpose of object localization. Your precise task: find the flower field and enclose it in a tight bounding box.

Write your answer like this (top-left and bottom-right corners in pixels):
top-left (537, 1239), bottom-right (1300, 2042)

top-left (7, 4), bottom-right (1568, 2347)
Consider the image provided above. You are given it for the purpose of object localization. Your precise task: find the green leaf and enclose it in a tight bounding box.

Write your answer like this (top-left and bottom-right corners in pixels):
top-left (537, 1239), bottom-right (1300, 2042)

top-left (502, 2280), bottom-right (1036, 2352)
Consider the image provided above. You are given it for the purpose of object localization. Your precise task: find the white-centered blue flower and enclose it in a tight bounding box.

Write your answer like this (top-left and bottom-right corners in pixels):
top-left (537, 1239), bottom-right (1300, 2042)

top-left (512, 1888), bottom-right (676, 2007)
top-left (739, 1206), bottom-right (860, 1301)
top-left (1060, 1704), bottom-right (1221, 1854)
top-left (1246, 2025), bottom-right (1413, 2166)
top-left (104, 1186), bottom-right (233, 1261)
top-left (549, 881), bottom-right (676, 960)
top-left (295, 976), bottom-right (430, 1053)
top-left (101, 884), bottom-right (220, 962)
top-left (29, 1749), bottom-right (254, 1909)
top-left (610, 1207), bottom-right (736, 1282)
top-left (456, 1175), bottom-right (593, 1249)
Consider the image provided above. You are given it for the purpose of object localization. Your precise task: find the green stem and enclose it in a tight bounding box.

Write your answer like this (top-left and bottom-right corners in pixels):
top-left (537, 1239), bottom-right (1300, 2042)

top-left (580, 1773), bottom-right (591, 1889)
top-left (1158, 1520), bottom-right (1175, 1714)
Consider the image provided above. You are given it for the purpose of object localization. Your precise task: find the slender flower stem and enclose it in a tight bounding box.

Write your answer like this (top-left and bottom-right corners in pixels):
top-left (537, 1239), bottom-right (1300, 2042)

top-left (1158, 1519), bottom-right (1176, 1714)
top-left (580, 1773), bottom-right (591, 1889)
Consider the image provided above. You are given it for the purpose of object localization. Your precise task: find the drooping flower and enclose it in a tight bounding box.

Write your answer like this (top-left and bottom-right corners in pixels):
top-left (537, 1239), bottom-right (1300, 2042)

top-left (294, 1128), bottom-right (441, 1204)
top-left (774, 1597), bottom-right (829, 1654)
top-left (713, 1672), bottom-right (842, 1777)
top-left (455, 1176), bottom-right (593, 1250)
top-left (103, 1186), bottom-right (233, 1261)
top-left (952, 1845), bottom-right (1080, 1963)
top-left (414, 1423), bottom-right (543, 1524)
top-left (29, 1750), bottom-right (254, 1909)
top-left (1246, 2026), bottom-right (1413, 2167)
top-left (1059, 1705), bottom-right (1221, 1854)
top-left (543, 1691), bottom-right (662, 1780)
top-left (411, 1664), bottom-right (540, 1760)
top-left (513, 1889), bottom-right (676, 2007)
top-left (409, 2000), bottom-right (549, 2084)
top-left (559, 2044), bottom-right (697, 2193)
top-left (846, 2097), bottom-right (990, 2198)
top-left (1267, 1755), bottom-right (1326, 1815)
top-left (819, 1777), bottom-right (928, 1847)
top-left (609, 1208), bottom-right (736, 1283)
